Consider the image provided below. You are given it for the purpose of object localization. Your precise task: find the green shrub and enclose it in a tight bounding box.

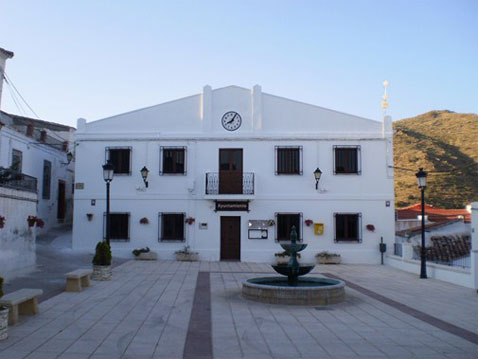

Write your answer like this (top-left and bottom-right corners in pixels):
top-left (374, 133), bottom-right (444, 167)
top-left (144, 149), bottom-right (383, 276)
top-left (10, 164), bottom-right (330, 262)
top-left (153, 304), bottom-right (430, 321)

top-left (132, 247), bottom-right (150, 256)
top-left (92, 241), bottom-right (112, 266)
top-left (274, 251), bottom-right (301, 258)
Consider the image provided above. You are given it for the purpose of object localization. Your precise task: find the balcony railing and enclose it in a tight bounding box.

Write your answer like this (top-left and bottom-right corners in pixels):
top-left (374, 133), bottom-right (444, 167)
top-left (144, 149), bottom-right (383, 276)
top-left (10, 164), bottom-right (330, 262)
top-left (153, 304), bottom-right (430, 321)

top-left (0, 167), bottom-right (38, 193)
top-left (205, 172), bottom-right (254, 195)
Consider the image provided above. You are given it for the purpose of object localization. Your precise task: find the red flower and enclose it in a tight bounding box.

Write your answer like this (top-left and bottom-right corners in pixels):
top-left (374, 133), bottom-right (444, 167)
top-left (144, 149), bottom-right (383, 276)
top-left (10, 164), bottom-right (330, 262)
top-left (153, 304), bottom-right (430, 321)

top-left (366, 224), bottom-right (375, 232)
top-left (305, 219), bottom-right (313, 227)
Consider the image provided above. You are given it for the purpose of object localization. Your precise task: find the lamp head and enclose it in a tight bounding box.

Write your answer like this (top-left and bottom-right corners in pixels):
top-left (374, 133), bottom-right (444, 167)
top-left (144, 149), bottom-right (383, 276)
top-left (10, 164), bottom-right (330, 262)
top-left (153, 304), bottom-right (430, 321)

top-left (416, 167), bottom-right (427, 189)
top-left (314, 167), bottom-right (322, 181)
top-left (66, 152), bottom-right (73, 164)
top-left (102, 161), bottom-right (114, 182)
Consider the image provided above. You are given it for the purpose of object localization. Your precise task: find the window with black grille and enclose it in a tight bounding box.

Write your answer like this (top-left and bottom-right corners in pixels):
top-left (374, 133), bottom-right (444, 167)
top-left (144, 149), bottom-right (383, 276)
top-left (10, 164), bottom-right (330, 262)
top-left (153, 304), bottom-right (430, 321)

top-left (276, 213), bottom-right (302, 241)
top-left (103, 212), bottom-right (130, 241)
top-left (161, 147), bottom-right (186, 174)
top-left (276, 146), bottom-right (302, 175)
top-left (334, 146), bottom-right (361, 174)
top-left (159, 213), bottom-right (185, 241)
top-left (335, 213), bottom-right (361, 242)
top-left (106, 147), bottom-right (131, 175)
top-left (42, 160), bottom-right (51, 199)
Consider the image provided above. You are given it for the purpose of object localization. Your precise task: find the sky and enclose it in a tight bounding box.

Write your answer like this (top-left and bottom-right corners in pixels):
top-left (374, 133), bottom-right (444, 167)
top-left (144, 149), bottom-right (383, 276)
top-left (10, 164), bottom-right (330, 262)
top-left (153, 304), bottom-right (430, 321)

top-left (0, 0), bottom-right (477, 127)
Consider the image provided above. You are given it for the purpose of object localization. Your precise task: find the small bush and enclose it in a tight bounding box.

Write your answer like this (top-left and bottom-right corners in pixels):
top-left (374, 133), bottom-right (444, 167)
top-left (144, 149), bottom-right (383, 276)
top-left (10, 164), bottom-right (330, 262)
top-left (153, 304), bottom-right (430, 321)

top-left (132, 247), bottom-right (150, 256)
top-left (92, 241), bottom-right (112, 266)
top-left (274, 251), bottom-right (301, 258)
top-left (316, 251), bottom-right (340, 258)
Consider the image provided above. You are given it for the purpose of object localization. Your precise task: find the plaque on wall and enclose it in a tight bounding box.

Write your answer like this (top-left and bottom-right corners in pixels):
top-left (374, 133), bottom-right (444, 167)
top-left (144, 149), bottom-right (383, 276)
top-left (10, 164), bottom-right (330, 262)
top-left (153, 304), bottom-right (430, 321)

top-left (215, 201), bottom-right (249, 211)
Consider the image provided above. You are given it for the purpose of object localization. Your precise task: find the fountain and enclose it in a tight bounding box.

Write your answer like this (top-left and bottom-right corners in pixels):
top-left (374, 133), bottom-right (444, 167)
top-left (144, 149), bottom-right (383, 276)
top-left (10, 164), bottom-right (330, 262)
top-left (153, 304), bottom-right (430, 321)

top-left (242, 226), bottom-right (345, 305)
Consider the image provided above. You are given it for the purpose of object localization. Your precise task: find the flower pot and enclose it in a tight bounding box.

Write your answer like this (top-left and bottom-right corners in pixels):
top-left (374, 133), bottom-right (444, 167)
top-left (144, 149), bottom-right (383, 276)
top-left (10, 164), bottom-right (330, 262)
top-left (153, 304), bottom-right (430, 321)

top-left (317, 256), bottom-right (341, 265)
top-left (91, 265), bottom-right (112, 281)
top-left (176, 253), bottom-right (198, 262)
top-left (0, 307), bottom-right (8, 341)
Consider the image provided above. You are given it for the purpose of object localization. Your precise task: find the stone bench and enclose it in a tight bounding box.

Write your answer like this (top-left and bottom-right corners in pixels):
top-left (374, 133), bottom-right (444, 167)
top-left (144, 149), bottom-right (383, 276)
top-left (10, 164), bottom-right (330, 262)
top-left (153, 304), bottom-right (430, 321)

top-left (0, 288), bottom-right (43, 325)
top-left (65, 269), bottom-right (93, 292)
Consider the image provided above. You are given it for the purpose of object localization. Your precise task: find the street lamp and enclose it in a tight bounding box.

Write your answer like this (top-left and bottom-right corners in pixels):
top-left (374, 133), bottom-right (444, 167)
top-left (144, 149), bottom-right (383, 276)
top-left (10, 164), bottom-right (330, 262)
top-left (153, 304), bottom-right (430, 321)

top-left (416, 167), bottom-right (428, 279)
top-left (313, 167), bottom-right (322, 190)
top-left (140, 166), bottom-right (149, 188)
top-left (102, 161), bottom-right (115, 246)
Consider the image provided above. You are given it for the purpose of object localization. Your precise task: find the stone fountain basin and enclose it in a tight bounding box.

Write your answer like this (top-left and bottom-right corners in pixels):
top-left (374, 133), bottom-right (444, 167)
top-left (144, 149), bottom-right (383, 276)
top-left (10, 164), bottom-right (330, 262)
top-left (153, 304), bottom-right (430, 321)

top-left (279, 242), bottom-right (307, 253)
top-left (242, 277), bottom-right (345, 305)
top-left (271, 264), bottom-right (315, 277)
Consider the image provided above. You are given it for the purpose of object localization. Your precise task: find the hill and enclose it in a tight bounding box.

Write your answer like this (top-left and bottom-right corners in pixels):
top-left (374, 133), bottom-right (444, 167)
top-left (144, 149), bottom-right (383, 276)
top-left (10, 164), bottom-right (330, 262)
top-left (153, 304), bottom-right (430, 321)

top-left (393, 110), bottom-right (478, 209)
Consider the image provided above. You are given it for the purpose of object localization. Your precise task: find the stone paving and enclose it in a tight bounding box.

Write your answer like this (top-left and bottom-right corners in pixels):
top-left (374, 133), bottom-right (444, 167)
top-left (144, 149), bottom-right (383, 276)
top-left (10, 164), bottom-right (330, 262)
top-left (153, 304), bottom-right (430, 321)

top-left (0, 260), bottom-right (477, 358)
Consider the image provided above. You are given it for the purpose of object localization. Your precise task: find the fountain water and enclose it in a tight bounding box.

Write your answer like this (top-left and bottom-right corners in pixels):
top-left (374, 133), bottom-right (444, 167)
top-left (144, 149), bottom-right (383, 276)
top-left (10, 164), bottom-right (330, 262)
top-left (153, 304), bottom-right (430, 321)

top-left (242, 226), bottom-right (345, 305)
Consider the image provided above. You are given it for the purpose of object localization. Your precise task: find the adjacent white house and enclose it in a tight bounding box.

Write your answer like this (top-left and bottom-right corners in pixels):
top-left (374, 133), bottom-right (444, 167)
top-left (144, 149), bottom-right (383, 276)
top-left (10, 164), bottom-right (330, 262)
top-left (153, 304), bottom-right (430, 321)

top-left (72, 85), bottom-right (395, 263)
top-left (0, 46), bottom-right (75, 274)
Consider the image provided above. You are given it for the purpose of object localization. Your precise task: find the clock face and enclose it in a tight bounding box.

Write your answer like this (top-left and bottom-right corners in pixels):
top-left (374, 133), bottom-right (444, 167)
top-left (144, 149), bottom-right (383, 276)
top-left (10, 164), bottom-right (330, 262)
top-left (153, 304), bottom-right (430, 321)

top-left (221, 111), bottom-right (242, 131)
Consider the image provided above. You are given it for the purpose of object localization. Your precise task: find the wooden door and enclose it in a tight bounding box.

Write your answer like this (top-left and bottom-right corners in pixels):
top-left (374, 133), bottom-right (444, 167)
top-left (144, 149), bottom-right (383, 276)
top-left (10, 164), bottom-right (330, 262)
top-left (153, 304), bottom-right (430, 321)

top-left (219, 149), bottom-right (243, 194)
top-left (220, 216), bottom-right (241, 261)
top-left (57, 180), bottom-right (66, 220)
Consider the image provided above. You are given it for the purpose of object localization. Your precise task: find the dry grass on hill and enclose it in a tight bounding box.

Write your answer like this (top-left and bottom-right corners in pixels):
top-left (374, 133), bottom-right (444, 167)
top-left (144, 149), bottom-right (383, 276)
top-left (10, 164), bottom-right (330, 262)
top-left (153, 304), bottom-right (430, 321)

top-left (393, 110), bottom-right (478, 208)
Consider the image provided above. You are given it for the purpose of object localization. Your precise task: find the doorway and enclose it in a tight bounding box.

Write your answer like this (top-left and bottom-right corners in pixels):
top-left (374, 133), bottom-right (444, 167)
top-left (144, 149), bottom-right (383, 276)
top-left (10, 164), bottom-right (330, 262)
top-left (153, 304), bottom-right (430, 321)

top-left (219, 149), bottom-right (243, 194)
top-left (57, 180), bottom-right (66, 221)
top-left (220, 216), bottom-right (241, 261)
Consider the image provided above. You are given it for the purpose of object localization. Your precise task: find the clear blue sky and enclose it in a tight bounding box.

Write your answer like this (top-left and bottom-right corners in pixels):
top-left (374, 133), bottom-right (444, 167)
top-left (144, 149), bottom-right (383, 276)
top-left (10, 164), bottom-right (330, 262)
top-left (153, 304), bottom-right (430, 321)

top-left (0, 0), bottom-right (476, 127)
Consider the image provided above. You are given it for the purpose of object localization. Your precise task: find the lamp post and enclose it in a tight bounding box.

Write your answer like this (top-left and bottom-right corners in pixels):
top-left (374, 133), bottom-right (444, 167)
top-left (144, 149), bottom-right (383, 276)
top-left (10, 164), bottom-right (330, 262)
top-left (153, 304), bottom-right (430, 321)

top-left (102, 162), bottom-right (114, 246)
top-left (140, 166), bottom-right (149, 188)
top-left (314, 167), bottom-right (322, 190)
top-left (416, 167), bottom-right (428, 279)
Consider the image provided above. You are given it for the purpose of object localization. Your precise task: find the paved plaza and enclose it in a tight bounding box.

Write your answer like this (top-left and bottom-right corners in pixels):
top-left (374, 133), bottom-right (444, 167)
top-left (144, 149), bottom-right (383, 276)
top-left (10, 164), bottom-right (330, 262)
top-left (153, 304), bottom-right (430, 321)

top-left (0, 260), bottom-right (477, 358)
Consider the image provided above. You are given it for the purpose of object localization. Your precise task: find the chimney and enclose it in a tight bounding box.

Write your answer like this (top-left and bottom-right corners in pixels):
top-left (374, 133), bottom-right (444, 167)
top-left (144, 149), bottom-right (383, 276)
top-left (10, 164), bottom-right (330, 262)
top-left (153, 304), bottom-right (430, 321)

top-left (0, 47), bottom-right (14, 110)
top-left (26, 124), bottom-right (34, 137)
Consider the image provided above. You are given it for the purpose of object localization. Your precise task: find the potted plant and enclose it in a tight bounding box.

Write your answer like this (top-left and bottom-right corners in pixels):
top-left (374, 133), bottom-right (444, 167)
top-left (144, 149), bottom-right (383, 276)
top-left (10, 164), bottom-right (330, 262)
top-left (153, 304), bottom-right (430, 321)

top-left (185, 217), bottom-right (195, 225)
top-left (175, 245), bottom-right (198, 262)
top-left (86, 213), bottom-right (94, 221)
top-left (274, 251), bottom-right (301, 265)
top-left (316, 251), bottom-right (341, 264)
top-left (132, 247), bottom-right (157, 260)
top-left (304, 219), bottom-right (313, 227)
top-left (27, 216), bottom-right (44, 228)
top-left (91, 241), bottom-right (112, 280)
top-left (268, 219), bottom-right (275, 226)
top-left (0, 277), bottom-right (8, 341)
top-left (366, 224), bottom-right (375, 232)
top-left (139, 217), bottom-right (149, 224)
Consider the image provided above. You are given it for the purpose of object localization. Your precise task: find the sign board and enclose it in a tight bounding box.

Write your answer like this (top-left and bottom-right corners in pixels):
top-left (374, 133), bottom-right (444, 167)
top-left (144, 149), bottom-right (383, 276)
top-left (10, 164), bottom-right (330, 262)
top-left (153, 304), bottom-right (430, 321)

top-left (248, 220), bottom-right (269, 230)
top-left (75, 183), bottom-right (84, 190)
top-left (215, 201), bottom-right (249, 211)
top-left (248, 229), bottom-right (268, 239)
top-left (314, 223), bottom-right (324, 235)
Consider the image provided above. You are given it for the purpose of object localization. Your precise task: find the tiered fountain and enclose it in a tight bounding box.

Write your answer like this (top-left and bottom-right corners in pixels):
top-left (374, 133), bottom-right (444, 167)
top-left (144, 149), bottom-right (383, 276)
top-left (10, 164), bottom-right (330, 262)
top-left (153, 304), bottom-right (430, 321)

top-left (242, 226), bottom-right (345, 305)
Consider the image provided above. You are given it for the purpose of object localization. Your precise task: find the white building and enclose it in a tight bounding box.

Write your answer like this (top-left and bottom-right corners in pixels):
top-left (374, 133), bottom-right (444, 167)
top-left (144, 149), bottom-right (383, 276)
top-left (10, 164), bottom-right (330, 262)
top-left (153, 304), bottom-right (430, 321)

top-left (72, 85), bottom-right (394, 263)
top-left (0, 47), bottom-right (75, 234)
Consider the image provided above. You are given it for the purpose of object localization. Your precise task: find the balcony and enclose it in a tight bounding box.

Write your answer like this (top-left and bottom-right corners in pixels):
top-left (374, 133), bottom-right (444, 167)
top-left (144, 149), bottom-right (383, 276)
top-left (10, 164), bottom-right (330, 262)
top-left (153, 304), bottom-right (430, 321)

top-left (205, 172), bottom-right (254, 195)
top-left (0, 167), bottom-right (38, 193)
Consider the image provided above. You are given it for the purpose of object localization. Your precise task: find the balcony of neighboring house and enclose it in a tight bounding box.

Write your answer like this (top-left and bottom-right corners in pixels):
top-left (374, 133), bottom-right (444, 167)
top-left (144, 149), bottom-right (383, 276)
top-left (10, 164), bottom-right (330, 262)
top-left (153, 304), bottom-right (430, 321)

top-left (204, 172), bottom-right (255, 199)
top-left (0, 167), bottom-right (38, 193)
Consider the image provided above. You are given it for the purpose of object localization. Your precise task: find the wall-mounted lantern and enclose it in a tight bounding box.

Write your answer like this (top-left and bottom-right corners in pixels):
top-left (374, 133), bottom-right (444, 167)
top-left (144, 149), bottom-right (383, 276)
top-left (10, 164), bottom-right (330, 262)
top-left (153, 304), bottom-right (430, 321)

top-left (61, 151), bottom-right (74, 166)
top-left (313, 167), bottom-right (322, 190)
top-left (140, 166), bottom-right (149, 188)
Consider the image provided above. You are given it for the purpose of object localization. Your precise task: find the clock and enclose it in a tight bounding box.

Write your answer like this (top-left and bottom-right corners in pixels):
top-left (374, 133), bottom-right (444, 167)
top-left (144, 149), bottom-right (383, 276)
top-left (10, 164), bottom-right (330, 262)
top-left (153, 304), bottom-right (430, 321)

top-left (221, 111), bottom-right (242, 131)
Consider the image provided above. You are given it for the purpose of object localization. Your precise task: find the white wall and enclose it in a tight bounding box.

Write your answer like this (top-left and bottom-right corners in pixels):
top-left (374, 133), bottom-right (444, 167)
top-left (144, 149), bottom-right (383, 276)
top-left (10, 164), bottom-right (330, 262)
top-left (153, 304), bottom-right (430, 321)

top-left (73, 85), bottom-right (394, 263)
top-left (0, 186), bottom-right (37, 276)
